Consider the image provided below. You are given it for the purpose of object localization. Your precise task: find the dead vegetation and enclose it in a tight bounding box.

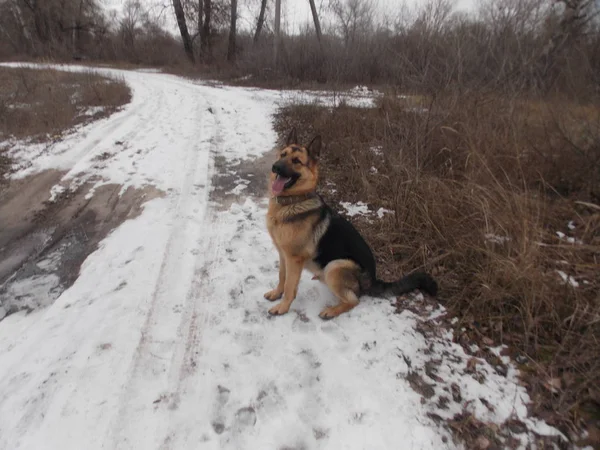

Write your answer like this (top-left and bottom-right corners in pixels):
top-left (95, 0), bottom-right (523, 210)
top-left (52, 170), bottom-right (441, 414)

top-left (275, 89), bottom-right (600, 445)
top-left (0, 67), bottom-right (130, 141)
top-left (0, 67), bottom-right (131, 184)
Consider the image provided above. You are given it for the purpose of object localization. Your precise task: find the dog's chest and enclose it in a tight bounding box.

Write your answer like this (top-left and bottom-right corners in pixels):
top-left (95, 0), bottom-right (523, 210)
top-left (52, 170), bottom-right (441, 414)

top-left (266, 214), bottom-right (295, 246)
top-left (266, 210), bottom-right (317, 257)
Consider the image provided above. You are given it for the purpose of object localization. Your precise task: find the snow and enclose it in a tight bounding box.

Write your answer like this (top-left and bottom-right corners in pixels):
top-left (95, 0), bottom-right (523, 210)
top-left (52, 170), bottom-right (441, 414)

top-left (1, 274), bottom-right (61, 309)
top-left (48, 184), bottom-right (66, 202)
top-left (78, 106), bottom-right (106, 117)
top-left (557, 270), bottom-right (579, 288)
top-left (340, 201), bottom-right (370, 217)
top-left (485, 233), bottom-right (511, 244)
top-left (350, 85), bottom-right (371, 94)
top-left (338, 202), bottom-right (393, 220)
top-left (280, 86), bottom-right (381, 108)
top-left (556, 230), bottom-right (581, 244)
top-left (371, 145), bottom-right (384, 156)
top-left (376, 207), bottom-right (393, 218)
top-left (0, 63), bottom-right (564, 449)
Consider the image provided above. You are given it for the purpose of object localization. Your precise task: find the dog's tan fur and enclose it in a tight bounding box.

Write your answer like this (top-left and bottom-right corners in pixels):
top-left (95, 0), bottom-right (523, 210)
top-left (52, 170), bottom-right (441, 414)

top-left (265, 130), bottom-right (361, 319)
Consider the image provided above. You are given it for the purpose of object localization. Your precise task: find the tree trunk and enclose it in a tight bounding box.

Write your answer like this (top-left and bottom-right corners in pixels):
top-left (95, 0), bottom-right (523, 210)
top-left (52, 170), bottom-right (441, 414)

top-left (198, 0), bottom-right (203, 40)
top-left (274, 0), bottom-right (281, 66)
top-left (201, 0), bottom-right (211, 57)
top-left (253, 0), bottom-right (267, 44)
top-left (227, 0), bottom-right (237, 61)
top-left (537, 0), bottom-right (600, 85)
top-left (308, 0), bottom-right (323, 47)
top-left (172, 0), bottom-right (195, 62)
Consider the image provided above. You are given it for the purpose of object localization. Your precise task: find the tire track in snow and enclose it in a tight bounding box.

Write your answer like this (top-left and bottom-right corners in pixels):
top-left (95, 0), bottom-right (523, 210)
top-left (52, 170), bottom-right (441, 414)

top-left (109, 93), bottom-right (216, 450)
top-left (157, 209), bottom-right (227, 450)
top-left (157, 114), bottom-right (230, 449)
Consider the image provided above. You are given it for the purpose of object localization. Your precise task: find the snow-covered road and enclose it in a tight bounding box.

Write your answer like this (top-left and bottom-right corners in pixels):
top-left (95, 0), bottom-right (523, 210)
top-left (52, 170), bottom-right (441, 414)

top-left (0, 65), bottom-right (562, 449)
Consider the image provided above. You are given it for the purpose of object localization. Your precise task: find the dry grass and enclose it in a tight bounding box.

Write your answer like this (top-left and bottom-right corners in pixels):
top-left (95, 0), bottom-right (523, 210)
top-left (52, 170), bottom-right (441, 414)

top-left (0, 67), bottom-right (131, 185)
top-left (0, 67), bottom-right (130, 141)
top-left (275, 91), bottom-right (600, 446)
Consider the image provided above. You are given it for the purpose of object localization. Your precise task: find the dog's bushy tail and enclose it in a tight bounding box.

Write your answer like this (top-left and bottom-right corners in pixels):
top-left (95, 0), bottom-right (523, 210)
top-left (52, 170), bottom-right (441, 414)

top-left (366, 271), bottom-right (438, 297)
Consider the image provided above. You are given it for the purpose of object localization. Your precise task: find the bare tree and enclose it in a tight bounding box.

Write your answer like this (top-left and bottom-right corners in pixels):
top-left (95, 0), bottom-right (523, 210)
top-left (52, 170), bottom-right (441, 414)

top-left (274, 0), bottom-right (281, 65)
top-left (227, 0), bottom-right (237, 61)
top-left (542, 0), bottom-right (600, 60)
top-left (309, 0), bottom-right (324, 46)
top-left (253, 0), bottom-right (267, 43)
top-left (330, 0), bottom-right (375, 47)
top-left (172, 0), bottom-right (195, 62)
top-left (0, 0), bottom-right (105, 56)
top-left (413, 0), bottom-right (454, 36)
top-left (201, 0), bottom-right (212, 56)
top-left (197, 0), bottom-right (203, 41)
top-left (120, 0), bottom-right (146, 50)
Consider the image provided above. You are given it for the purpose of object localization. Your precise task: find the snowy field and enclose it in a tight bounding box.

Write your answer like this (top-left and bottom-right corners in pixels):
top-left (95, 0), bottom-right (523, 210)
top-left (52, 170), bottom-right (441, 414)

top-left (0, 64), bottom-right (565, 449)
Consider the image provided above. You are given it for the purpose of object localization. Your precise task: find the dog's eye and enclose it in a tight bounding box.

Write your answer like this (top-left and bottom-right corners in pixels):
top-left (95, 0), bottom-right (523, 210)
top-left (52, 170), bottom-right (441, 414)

top-left (292, 158), bottom-right (301, 165)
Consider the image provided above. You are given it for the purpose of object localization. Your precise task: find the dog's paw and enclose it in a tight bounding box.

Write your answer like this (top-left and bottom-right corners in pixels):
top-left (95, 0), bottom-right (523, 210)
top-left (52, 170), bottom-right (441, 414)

top-left (318, 307), bottom-right (339, 320)
top-left (263, 289), bottom-right (283, 301)
top-left (268, 302), bottom-right (290, 316)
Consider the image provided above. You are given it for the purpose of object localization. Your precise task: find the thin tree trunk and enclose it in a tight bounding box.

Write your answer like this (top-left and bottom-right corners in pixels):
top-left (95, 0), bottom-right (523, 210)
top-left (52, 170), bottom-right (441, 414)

top-left (227, 0), bottom-right (237, 61)
top-left (274, 0), bottom-right (281, 66)
top-left (198, 0), bottom-right (203, 42)
top-left (253, 0), bottom-right (267, 44)
top-left (308, 0), bottom-right (323, 48)
top-left (201, 0), bottom-right (211, 56)
top-left (172, 0), bottom-right (195, 62)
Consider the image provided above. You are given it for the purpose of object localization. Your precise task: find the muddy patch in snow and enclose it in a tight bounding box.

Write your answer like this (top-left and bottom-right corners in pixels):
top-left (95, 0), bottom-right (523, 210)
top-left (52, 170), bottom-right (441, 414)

top-left (210, 152), bottom-right (273, 208)
top-left (0, 170), bottom-right (162, 320)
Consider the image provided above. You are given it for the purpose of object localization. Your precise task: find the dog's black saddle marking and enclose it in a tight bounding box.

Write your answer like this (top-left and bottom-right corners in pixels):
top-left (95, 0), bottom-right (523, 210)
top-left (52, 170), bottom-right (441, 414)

top-left (312, 204), bottom-right (377, 280)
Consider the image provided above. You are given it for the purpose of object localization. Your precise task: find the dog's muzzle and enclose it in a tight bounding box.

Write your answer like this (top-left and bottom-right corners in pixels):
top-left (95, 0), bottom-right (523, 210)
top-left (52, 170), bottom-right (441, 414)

top-left (272, 160), bottom-right (291, 177)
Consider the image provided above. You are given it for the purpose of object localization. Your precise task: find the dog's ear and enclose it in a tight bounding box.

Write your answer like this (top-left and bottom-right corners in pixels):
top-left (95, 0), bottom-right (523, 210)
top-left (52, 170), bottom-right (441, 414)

top-left (286, 128), bottom-right (298, 146)
top-left (306, 135), bottom-right (322, 160)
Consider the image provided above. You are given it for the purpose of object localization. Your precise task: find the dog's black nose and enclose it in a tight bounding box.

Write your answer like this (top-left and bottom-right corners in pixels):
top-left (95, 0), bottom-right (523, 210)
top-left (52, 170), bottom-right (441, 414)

top-left (272, 161), bottom-right (285, 175)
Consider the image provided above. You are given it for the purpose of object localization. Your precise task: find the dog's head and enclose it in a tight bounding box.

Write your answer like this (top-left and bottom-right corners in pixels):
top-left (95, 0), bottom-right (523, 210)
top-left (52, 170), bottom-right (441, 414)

top-left (270, 128), bottom-right (321, 197)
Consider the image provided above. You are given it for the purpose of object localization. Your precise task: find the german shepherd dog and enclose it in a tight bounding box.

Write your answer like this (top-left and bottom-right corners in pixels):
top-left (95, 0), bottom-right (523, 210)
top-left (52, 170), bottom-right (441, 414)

top-left (265, 128), bottom-right (438, 319)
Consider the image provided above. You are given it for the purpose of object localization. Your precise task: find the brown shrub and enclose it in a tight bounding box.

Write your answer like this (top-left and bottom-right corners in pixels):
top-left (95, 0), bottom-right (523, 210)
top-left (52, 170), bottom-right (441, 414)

top-left (275, 90), bottom-right (600, 443)
top-left (0, 67), bottom-right (131, 141)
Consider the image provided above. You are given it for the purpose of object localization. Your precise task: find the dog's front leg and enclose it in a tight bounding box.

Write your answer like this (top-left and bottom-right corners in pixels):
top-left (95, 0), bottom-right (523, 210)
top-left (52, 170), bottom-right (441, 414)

top-left (264, 251), bottom-right (286, 301)
top-left (268, 255), bottom-right (304, 316)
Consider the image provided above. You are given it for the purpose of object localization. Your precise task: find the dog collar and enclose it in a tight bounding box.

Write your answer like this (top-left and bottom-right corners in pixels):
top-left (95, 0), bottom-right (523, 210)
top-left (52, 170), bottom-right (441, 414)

top-left (273, 192), bottom-right (318, 206)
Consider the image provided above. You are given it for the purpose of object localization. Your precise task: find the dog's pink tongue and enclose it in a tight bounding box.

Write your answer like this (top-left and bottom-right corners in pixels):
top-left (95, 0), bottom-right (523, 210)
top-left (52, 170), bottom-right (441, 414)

top-left (272, 176), bottom-right (289, 195)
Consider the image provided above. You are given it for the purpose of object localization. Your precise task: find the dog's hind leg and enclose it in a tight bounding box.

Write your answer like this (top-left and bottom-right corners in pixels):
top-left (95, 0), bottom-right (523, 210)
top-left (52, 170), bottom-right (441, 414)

top-left (319, 259), bottom-right (361, 320)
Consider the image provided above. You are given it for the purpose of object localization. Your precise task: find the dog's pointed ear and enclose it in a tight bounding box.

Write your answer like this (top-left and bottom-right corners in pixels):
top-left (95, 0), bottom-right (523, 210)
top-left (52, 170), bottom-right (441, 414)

top-left (286, 128), bottom-right (298, 146)
top-left (306, 135), bottom-right (322, 160)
